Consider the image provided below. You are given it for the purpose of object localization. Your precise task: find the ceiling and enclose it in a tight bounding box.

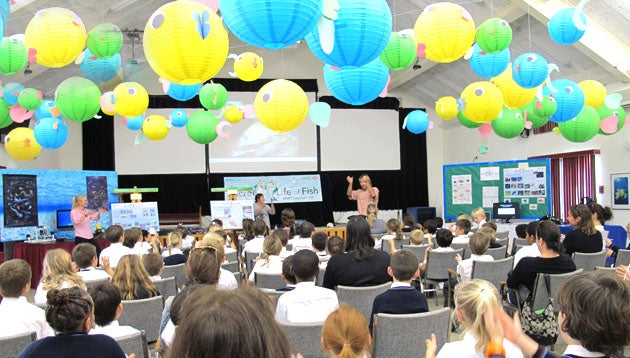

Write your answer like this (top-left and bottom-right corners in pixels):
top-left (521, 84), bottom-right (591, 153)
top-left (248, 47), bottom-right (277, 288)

top-left (3, 0), bottom-right (629, 119)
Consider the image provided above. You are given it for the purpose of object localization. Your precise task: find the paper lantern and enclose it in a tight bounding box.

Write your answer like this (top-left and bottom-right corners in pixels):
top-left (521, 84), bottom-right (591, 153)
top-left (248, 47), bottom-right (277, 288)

top-left (186, 110), bottom-right (219, 144)
top-left (254, 79), bottom-right (309, 132)
top-left (166, 82), bottom-right (202, 101)
top-left (543, 79), bottom-right (584, 123)
top-left (597, 103), bottom-right (627, 136)
top-left (169, 109), bottom-right (189, 128)
top-left (124, 115), bottom-right (144, 131)
top-left (512, 52), bottom-right (548, 89)
top-left (457, 111), bottom-right (482, 128)
top-left (469, 43), bottom-right (510, 79)
top-left (4, 127), bottom-right (42, 161)
top-left (524, 101), bottom-right (550, 129)
top-left (460, 81), bottom-right (504, 123)
top-left (548, 8), bottom-right (586, 45)
top-left (323, 58), bottom-right (389, 106)
top-left (55, 77), bottom-right (101, 122)
top-left (0, 37), bottom-right (27, 75)
top-left (219, 0), bottom-right (322, 49)
top-left (491, 65), bottom-right (537, 109)
top-left (0, 0), bottom-right (8, 26)
top-left (475, 18), bottom-right (512, 53)
top-left (531, 95), bottom-right (557, 118)
top-left (0, 98), bottom-right (12, 129)
top-left (380, 32), bottom-right (416, 71)
top-left (3, 82), bottom-right (25, 105)
top-left (579, 80), bottom-right (607, 109)
top-left (232, 52), bottom-right (264, 81)
top-left (113, 82), bottom-right (149, 118)
top-left (558, 106), bottom-right (599, 142)
top-left (199, 83), bottom-right (228, 110)
top-left (306, 0), bottom-right (392, 68)
top-left (143, 0), bottom-right (229, 84)
top-left (413, 2), bottom-right (475, 63)
top-left (34, 117), bottom-right (68, 149)
top-left (225, 105), bottom-right (244, 123)
top-left (80, 49), bottom-right (121, 83)
top-left (87, 23), bottom-right (123, 58)
top-left (34, 99), bottom-right (61, 120)
top-left (435, 96), bottom-right (459, 120)
top-left (492, 108), bottom-right (525, 138)
top-left (404, 110), bottom-right (430, 134)
top-left (143, 115), bottom-right (170, 141)
top-left (99, 92), bottom-right (116, 116)
top-left (17, 88), bottom-right (42, 111)
top-left (24, 7), bottom-right (86, 68)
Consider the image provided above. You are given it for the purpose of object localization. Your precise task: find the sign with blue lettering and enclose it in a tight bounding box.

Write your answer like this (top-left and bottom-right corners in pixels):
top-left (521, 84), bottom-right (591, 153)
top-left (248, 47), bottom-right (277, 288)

top-left (224, 174), bottom-right (323, 203)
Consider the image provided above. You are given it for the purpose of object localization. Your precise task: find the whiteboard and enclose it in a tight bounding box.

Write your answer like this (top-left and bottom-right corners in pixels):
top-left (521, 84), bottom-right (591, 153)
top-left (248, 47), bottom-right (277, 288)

top-left (110, 202), bottom-right (160, 231)
top-left (210, 200), bottom-right (255, 229)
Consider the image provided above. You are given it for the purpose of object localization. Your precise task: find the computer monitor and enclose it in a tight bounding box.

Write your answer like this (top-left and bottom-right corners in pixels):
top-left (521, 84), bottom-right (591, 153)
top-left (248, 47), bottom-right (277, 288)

top-left (492, 202), bottom-right (520, 223)
top-left (56, 209), bottom-right (73, 230)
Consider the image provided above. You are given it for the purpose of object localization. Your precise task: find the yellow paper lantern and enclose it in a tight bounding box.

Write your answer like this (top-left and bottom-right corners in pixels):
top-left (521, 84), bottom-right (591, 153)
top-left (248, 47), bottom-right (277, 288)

top-left (113, 82), bottom-right (149, 118)
top-left (4, 127), bottom-right (42, 161)
top-left (143, 0), bottom-right (229, 84)
top-left (579, 80), bottom-right (607, 109)
top-left (233, 52), bottom-right (264, 82)
top-left (24, 8), bottom-right (86, 68)
top-left (491, 65), bottom-right (537, 109)
top-left (142, 115), bottom-right (170, 141)
top-left (435, 96), bottom-right (459, 120)
top-left (413, 2), bottom-right (475, 63)
top-left (460, 81), bottom-right (504, 123)
top-left (254, 79), bottom-right (308, 132)
top-left (225, 105), bottom-right (244, 124)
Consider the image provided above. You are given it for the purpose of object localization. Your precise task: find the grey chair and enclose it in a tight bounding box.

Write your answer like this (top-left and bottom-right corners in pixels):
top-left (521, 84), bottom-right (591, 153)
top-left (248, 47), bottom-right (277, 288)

top-left (336, 282), bottom-right (391, 323)
top-left (286, 243), bottom-right (293, 251)
top-left (221, 261), bottom-right (239, 273)
top-left (451, 243), bottom-right (469, 259)
top-left (381, 238), bottom-right (394, 254)
top-left (572, 250), bottom-right (607, 271)
top-left (401, 237), bottom-right (410, 246)
top-left (152, 277), bottom-right (177, 302)
top-left (512, 238), bottom-right (528, 255)
top-left (224, 250), bottom-right (237, 263)
top-left (401, 244), bottom-right (430, 261)
top-left (522, 269), bottom-right (583, 313)
top-left (486, 245), bottom-right (508, 260)
top-left (471, 256), bottom-right (514, 291)
top-left (316, 269), bottom-right (326, 286)
top-left (115, 330), bottom-right (149, 358)
top-left (0, 331), bottom-right (36, 358)
top-left (255, 272), bottom-right (286, 290)
top-left (162, 263), bottom-right (186, 289)
top-left (245, 251), bottom-right (259, 276)
top-left (615, 249), bottom-right (630, 266)
top-left (119, 296), bottom-right (163, 343)
top-left (496, 230), bottom-right (509, 240)
top-left (422, 248), bottom-right (463, 305)
top-left (372, 308), bottom-right (450, 358)
top-left (279, 321), bottom-right (325, 358)
top-left (84, 278), bottom-right (110, 290)
top-left (495, 237), bottom-right (509, 247)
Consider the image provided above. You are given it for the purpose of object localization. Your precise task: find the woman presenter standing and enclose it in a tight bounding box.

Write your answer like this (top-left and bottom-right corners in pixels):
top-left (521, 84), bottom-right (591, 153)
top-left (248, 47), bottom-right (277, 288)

top-left (71, 194), bottom-right (102, 257)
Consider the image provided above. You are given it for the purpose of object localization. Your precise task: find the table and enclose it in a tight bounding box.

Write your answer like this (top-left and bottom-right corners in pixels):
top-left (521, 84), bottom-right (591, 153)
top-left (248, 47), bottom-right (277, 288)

top-left (316, 226), bottom-right (347, 240)
top-left (13, 238), bottom-right (111, 288)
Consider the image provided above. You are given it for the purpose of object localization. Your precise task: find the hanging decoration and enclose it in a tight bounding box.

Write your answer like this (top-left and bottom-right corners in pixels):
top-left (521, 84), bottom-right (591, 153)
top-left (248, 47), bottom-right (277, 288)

top-left (323, 58), bottom-right (389, 106)
top-left (543, 79), bottom-right (584, 123)
top-left (254, 79), bottom-right (309, 132)
top-left (475, 18), bottom-right (512, 54)
top-left (469, 43), bottom-right (510, 79)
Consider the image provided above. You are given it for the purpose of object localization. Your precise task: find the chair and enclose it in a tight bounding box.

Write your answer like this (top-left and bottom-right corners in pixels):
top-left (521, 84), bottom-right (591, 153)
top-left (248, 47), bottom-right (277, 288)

top-left (471, 256), bottom-right (514, 291)
top-left (316, 269), bottom-right (326, 286)
top-left (255, 272), bottom-right (286, 290)
top-left (450, 243), bottom-right (469, 259)
top-left (523, 269), bottom-right (584, 313)
top-left (84, 278), bottom-right (110, 290)
top-left (422, 249), bottom-right (463, 305)
top-left (279, 321), bottom-right (325, 358)
top-left (161, 263), bottom-right (186, 289)
top-left (381, 238), bottom-right (394, 254)
top-left (372, 308), bottom-right (450, 358)
top-left (512, 238), bottom-right (528, 255)
top-left (115, 330), bottom-right (149, 358)
top-left (152, 277), bottom-right (177, 301)
top-left (486, 245), bottom-right (508, 260)
top-left (336, 282), bottom-right (391, 323)
top-left (572, 251), bottom-right (607, 271)
top-left (496, 230), bottom-right (509, 240)
top-left (119, 296), bottom-right (164, 343)
top-left (245, 251), bottom-right (259, 276)
top-left (286, 243), bottom-right (293, 251)
top-left (0, 331), bottom-right (36, 358)
top-left (221, 261), bottom-right (239, 273)
top-left (224, 250), bottom-right (237, 263)
top-left (401, 244), bottom-right (430, 261)
top-left (615, 249), bottom-right (630, 266)
top-left (495, 237), bottom-right (509, 247)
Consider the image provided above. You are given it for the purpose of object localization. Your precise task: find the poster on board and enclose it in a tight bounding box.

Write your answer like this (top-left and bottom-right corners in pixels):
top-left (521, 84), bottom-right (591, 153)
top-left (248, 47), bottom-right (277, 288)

top-left (110, 202), bottom-right (159, 230)
top-left (3, 174), bottom-right (38, 227)
top-left (210, 200), bottom-right (255, 229)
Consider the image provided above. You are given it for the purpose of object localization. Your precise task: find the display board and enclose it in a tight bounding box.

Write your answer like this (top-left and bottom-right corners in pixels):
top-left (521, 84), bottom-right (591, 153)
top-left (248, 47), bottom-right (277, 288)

top-left (110, 202), bottom-right (160, 231)
top-left (443, 159), bottom-right (551, 220)
top-left (210, 200), bottom-right (255, 229)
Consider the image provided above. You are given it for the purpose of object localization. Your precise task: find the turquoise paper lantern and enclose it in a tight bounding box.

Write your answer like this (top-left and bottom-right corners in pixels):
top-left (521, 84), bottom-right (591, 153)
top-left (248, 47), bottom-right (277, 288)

top-left (218, 0), bottom-right (323, 49)
top-left (34, 117), bottom-right (68, 149)
top-left (543, 79), bottom-right (584, 123)
top-left (167, 82), bottom-right (201, 102)
top-left (469, 43), bottom-right (510, 79)
top-left (170, 109), bottom-right (188, 128)
top-left (306, 0), bottom-right (392, 68)
top-left (492, 108), bottom-right (525, 138)
top-left (548, 8), bottom-right (586, 45)
top-left (380, 32), bottom-right (416, 71)
top-left (404, 110), bottom-right (430, 134)
top-left (3, 82), bottom-right (25, 105)
top-left (512, 52), bottom-right (548, 89)
top-left (0, 0), bottom-right (9, 26)
top-left (124, 115), bottom-right (144, 131)
top-left (323, 58), bottom-right (389, 106)
top-left (558, 105), bottom-right (599, 142)
top-left (34, 99), bottom-right (62, 120)
top-left (80, 48), bottom-right (121, 83)
top-left (475, 18), bottom-right (512, 54)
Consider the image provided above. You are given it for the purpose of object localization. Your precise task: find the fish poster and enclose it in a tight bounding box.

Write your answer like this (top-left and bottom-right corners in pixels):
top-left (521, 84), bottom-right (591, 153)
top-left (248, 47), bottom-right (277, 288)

top-left (3, 174), bottom-right (38, 228)
top-left (86, 176), bottom-right (109, 211)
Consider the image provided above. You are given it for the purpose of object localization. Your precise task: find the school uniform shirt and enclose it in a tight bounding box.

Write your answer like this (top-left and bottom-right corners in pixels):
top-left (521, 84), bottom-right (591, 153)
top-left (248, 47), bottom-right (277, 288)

top-left (99, 243), bottom-right (133, 268)
top-left (513, 243), bottom-right (541, 268)
top-left (248, 255), bottom-right (283, 282)
top-left (77, 267), bottom-right (110, 282)
top-left (369, 282), bottom-right (429, 331)
top-left (0, 296), bottom-right (54, 339)
top-left (242, 235), bottom-right (265, 256)
top-left (133, 241), bottom-right (152, 255)
top-left (437, 331), bottom-right (523, 358)
top-left (452, 235), bottom-right (470, 244)
top-left (218, 267), bottom-right (238, 290)
top-left (19, 333), bottom-right (126, 358)
top-left (291, 238), bottom-right (313, 253)
top-left (89, 320), bottom-right (140, 339)
top-left (457, 254), bottom-right (494, 282)
top-left (274, 281), bottom-right (339, 324)
top-left (35, 280), bottom-right (85, 304)
top-left (163, 248), bottom-right (187, 266)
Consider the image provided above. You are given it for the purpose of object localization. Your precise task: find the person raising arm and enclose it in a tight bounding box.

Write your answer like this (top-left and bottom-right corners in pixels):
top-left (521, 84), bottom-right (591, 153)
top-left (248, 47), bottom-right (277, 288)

top-left (346, 174), bottom-right (379, 216)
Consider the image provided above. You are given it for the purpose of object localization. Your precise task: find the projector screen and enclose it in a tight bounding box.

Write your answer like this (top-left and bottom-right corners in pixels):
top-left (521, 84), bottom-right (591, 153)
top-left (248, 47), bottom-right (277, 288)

top-left (319, 108), bottom-right (400, 171)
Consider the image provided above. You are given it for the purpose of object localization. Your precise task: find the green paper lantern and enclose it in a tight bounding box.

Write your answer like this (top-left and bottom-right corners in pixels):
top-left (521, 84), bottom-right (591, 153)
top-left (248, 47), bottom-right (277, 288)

top-left (558, 105), bottom-right (600, 142)
top-left (0, 37), bottom-right (27, 75)
top-left (457, 111), bottom-right (482, 128)
top-left (475, 18), bottom-right (512, 54)
top-left (524, 101), bottom-right (549, 129)
top-left (55, 77), bottom-right (102, 122)
top-left (531, 94), bottom-right (557, 118)
top-left (87, 23), bottom-right (123, 58)
top-left (597, 103), bottom-right (626, 136)
top-left (199, 83), bottom-right (228, 110)
top-left (0, 98), bottom-right (12, 129)
top-left (492, 108), bottom-right (525, 138)
top-left (380, 32), bottom-right (416, 71)
top-left (186, 110), bottom-right (219, 144)
top-left (18, 88), bottom-right (43, 110)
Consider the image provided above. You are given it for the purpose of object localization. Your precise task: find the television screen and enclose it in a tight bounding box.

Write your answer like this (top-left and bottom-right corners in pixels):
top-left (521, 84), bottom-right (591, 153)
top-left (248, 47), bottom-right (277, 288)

top-left (56, 209), bottom-right (73, 230)
top-left (492, 202), bottom-right (520, 222)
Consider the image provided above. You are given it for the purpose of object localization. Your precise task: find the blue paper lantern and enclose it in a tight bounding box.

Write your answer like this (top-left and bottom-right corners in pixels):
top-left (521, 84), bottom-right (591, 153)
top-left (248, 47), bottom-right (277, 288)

top-left (3, 82), bottom-right (25, 105)
top-left (543, 79), bottom-right (584, 123)
top-left (306, 0), bottom-right (392, 68)
top-left (125, 115), bottom-right (144, 130)
top-left (323, 58), bottom-right (389, 106)
top-left (218, 0), bottom-right (323, 49)
top-left (170, 109), bottom-right (189, 128)
top-left (548, 8), bottom-right (586, 45)
top-left (404, 110), bottom-right (430, 134)
top-left (469, 43), bottom-right (510, 79)
top-left (167, 83), bottom-right (202, 102)
top-left (80, 49), bottom-right (121, 83)
top-left (0, 0), bottom-right (9, 26)
top-left (512, 52), bottom-right (548, 88)
top-left (34, 99), bottom-right (62, 120)
top-left (34, 117), bottom-right (68, 149)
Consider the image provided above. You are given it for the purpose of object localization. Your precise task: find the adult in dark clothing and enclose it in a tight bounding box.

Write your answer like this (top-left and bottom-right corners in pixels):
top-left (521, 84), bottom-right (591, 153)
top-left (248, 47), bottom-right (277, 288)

top-left (507, 220), bottom-right (576, 305)
top-left (19, 287), bottom-right (126, 358)
top-left (563, 204), bottom-right (603, 256)
top-left (323, 216), bottom-right (391, 289)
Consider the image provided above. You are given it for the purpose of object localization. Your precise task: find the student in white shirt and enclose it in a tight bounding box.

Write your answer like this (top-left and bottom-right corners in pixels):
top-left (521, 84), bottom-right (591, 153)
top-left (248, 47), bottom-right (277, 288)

top-left (199, 232), bottom-right (238, 291)
top-left (271, 228), bottom-right (292, 259)
top-left (290, 221), bottom-right (315, 253)
top-left (419, 229), bottom-right (455, 273)
top-left (455, 232), bottom-right (494, 283)
top-left (249, 235), bottom-right (283, 283)
top-left (312, 232), bottom-right (331, 268)
top-left (471, 207), bottom-right (487, 229)
top-left (34, 249), bottom-right (86, 304)
top-left (99, 225), bottom-right (132, 269)
top-left (513, 221), bottom-right (541, 268)
top-left (241, 219), bottom-right (268, 256)
top-left (0, 259), bottom-right (54, 339)
top-left (72, 243), bottom-right (110, 282)
top-left (88, 282), bottom-right (140, 339)
top-left (452, 218), bottom-right (473, 244)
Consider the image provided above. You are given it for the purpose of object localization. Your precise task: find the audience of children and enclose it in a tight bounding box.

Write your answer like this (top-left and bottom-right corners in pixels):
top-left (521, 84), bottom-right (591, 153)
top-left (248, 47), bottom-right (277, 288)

top-left (289, 221), bottom-right (315, 252)
top-left (87, 282), bottom-right (140, 339)
top-left (142, 252), bottom-right (164, 282)
top-left (72, 243), bottom-right (110, 283)
top-left (99, 225), bottom-right (132, 269)
top-left (366, 203), bottom-right (387, 234)
top-left (452, 218), bottom-right (473, 244)
top-left (312, 231), bottom-right (331, 267)
top-left (419, 229), bottom-right (455, 272)
top-left (321, 305), bottom-right (372, 358)
top-left (162, 231), bottom-right (187, 266)
top-left (241, 219), bottom-right (267, 256)
top-left (512, 221), bottom-right (541, 268)
top-left (35, 249), bottom-right (85, 304)
top-left (248, 235), bottom-right (283, 283)
top-left (111, 255), bottom-right (160, 300)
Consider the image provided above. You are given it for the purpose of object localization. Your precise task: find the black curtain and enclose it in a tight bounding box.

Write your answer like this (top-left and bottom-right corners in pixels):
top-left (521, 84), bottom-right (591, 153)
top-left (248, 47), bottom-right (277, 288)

top-left (82, 112), bottom-right (115, 170)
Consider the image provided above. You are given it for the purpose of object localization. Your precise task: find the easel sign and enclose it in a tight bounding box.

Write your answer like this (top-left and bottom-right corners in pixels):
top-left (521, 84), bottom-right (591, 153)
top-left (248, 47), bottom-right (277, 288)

top-left (111, 202), bottom-right (160, 230)
top-left (210, 200), bottom-right (254, 230)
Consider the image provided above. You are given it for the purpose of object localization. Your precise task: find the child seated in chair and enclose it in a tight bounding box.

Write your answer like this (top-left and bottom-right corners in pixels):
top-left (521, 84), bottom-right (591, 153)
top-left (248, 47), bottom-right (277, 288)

top-left (88, 282), bottom-right (140, 339)
top-left (72, 243), bottom-right (110, 283)
top-left (276, 255), bottom-right (297, 292)
top-left (142, 252), bottom-right (164, 282)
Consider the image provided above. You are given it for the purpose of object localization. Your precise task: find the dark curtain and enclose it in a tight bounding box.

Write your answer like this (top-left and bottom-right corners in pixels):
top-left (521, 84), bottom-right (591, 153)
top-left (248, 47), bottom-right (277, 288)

top-left (82, 112), bottom-right (115, 170)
